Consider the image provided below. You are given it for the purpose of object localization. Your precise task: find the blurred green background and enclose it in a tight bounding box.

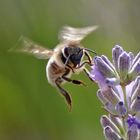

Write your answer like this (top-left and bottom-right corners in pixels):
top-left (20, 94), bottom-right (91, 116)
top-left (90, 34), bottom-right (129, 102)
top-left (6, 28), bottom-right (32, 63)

top-left (0, 0), bottom-right (140, 140)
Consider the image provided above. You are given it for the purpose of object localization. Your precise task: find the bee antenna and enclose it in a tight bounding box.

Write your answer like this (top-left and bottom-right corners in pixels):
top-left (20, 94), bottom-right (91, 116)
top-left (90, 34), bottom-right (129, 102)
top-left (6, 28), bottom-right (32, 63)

top-left (84, 48), bottom-right (97, 55)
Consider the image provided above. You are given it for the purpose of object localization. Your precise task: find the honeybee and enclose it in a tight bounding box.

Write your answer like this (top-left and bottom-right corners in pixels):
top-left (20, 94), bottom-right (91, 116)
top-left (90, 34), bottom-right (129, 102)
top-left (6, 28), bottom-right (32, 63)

top-left (11, 25), bottom-right (98, 110)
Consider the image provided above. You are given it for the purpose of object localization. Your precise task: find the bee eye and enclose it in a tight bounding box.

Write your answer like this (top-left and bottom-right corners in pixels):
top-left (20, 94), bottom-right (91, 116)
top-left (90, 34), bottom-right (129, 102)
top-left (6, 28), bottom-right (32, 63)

top-left (70, 49), bottom-right (83, 66)
top-left (64, 47), bottom-right (69, 57)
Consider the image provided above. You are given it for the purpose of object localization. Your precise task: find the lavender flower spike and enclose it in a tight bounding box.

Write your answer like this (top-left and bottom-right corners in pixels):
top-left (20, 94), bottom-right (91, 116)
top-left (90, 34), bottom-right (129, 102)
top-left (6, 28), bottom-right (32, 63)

top-left (90, 45), bottom-right (140, 140)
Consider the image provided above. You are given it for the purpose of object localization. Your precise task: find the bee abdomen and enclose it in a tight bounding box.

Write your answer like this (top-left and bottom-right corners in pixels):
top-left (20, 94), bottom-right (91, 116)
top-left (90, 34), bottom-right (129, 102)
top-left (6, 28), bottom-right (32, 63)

top-left (46, 59), bottom-right (66, 86)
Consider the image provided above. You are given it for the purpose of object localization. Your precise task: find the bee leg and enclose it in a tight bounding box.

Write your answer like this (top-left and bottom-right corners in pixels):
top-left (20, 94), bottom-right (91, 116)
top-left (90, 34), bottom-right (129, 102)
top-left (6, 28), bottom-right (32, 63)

top-left (76, 60), bottom-right (90, 69)
top-left (84, 51), bottom-right (93, 65)
top-left (66, 64), bottom-right (75, 73)
top-left (83, 68), bottom-right (95, 82)
top-left (77, 63), bottom-right (95, 82)
top-left (83, 52), bottom-right (96, 82)
top-left (62, 68), bottom-right (86, 86)
top-left (62, 75), bottom-right (87, 87)
top-left (76, 51), bottom-right (93, 69)
top-left (55, 78), bottom-right (72, 111)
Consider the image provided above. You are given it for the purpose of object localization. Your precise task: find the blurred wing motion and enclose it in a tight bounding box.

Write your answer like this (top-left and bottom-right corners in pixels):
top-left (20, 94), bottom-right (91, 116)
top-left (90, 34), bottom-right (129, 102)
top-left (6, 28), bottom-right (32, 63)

top-left (59, 25), bottom-right (98, 42)
top-left (9, 36), bottom-right (53, 59)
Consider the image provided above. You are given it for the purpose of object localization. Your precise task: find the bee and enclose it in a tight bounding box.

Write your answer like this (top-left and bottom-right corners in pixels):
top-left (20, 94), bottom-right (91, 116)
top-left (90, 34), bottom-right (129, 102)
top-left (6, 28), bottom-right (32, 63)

top-left (10, 25), bottom-right (98, 110)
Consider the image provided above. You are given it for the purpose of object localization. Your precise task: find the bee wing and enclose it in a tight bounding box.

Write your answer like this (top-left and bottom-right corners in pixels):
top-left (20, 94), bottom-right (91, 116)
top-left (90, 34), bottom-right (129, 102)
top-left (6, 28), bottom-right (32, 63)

top-left (9, 36), bottom-right (53, 59)
top-left (59, 25), bottom-right (98, 42)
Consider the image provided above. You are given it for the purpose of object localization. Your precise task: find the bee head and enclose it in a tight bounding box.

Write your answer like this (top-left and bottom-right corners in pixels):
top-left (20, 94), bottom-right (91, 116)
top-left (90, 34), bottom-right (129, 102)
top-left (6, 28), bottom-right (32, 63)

top-left (63, 45), bottom-right (83, 66)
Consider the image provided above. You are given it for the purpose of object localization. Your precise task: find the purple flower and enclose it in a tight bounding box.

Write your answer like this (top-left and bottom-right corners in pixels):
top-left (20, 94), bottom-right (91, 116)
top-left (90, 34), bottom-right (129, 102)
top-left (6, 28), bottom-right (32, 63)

top-left (127, 115), bottom-right (140, 129)
top-left (90, 65), bottom-right (107, 90)
top-left (90, 45), bottom-right (140, 140)
top-left (90, 45), bottom-right (140, 87)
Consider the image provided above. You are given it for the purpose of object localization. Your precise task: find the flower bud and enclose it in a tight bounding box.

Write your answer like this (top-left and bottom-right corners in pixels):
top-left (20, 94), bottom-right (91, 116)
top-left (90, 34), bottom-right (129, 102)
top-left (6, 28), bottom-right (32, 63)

top-left (131, 77), bottom-right (140, 102)
top-left (97, 90), bottom-right (107, 104)
top-left (101, 115), bottom-right (120, 134)
top-left (127, 124), bottom-right (139, 140)
top-left (112, 45), bottom-right (124, 71)
top-left (131, 96), bottom-right (140, 114)
top-left (132, 52), bottom-right (140, 67)
top-left (118, 52), bottom-right (131, 82)
top-left (115, 101), bottom-right (127, 117)
top-left (104, 126), bottom-right (122, 140)
top-left (105, 102), bottom-right (117, 115)
top-left (128, 62), bottom-right (140, 81)
top-left (102, 88), bottom-right (120, 105)
top-left (109, 114), bottom-right (123, 131)
top-left (94, 56), bottom-right (115, 77)
top-left (101, 55), bottom-right (117, 75)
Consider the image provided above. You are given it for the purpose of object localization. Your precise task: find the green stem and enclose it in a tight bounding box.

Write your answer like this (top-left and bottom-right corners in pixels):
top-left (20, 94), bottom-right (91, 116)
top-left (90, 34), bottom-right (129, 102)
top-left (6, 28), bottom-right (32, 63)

top-left (121, 117), bottom-right (127, 140)
top-left (121, 85), bottom-right (128, 140)
top-left (122, 86), bottom-right (128, 113)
